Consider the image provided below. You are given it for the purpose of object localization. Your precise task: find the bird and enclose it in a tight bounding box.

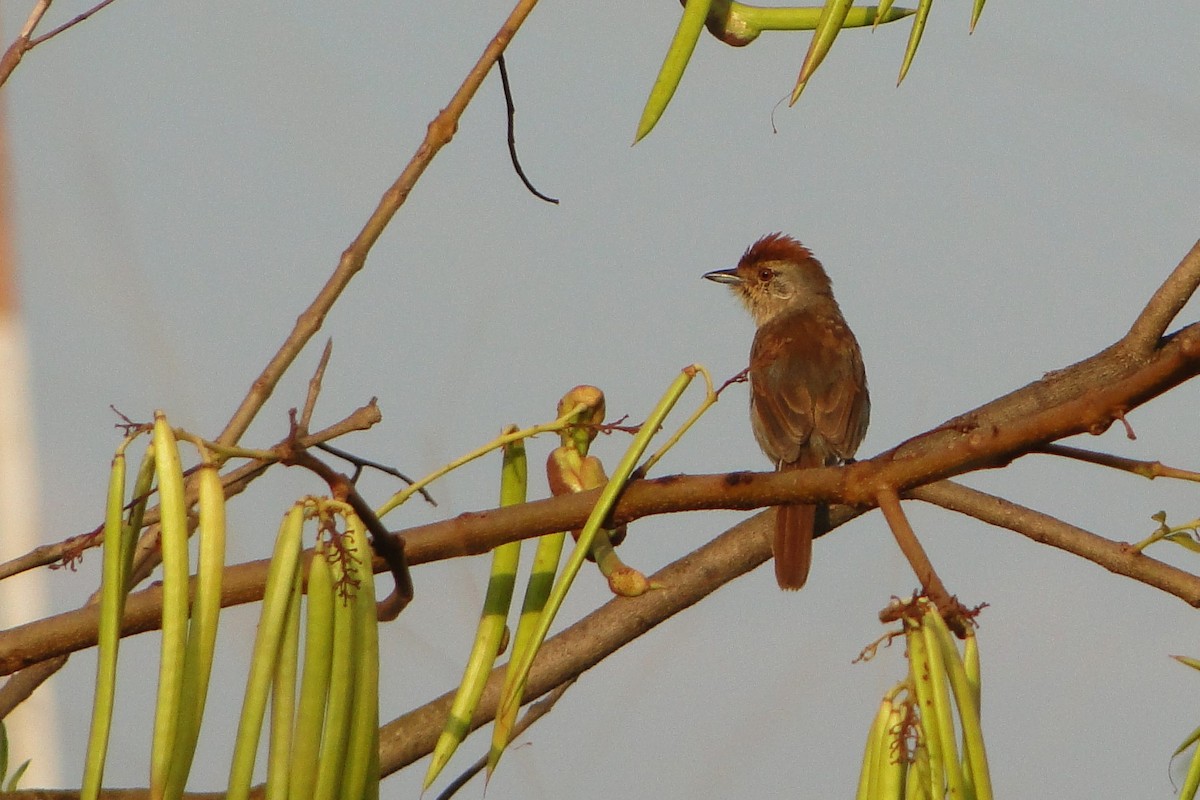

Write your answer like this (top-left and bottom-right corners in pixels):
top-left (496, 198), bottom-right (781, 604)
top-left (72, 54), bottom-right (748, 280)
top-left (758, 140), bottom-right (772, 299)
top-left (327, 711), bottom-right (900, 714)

top-left (704, 233), bottom-right (869, 589)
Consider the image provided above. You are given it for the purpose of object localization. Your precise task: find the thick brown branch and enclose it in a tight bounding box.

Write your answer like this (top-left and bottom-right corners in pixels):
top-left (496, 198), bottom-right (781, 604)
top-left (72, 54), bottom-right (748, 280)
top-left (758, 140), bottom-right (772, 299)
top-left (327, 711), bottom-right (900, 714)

top-left (0, 506), bottom-right (869, 677)
top-left (4, 308), bottom-right (1199, 673)
top-left (2, 296), bottom-right (1198, 673)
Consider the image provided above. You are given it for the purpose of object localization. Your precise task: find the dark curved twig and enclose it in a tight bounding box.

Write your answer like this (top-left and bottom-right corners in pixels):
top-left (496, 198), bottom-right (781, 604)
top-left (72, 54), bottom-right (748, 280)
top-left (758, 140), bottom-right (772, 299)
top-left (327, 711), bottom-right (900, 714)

top-left (315, 442), bottom-right (437, 506)
top-left (497, 54), bottom-right (559, 204)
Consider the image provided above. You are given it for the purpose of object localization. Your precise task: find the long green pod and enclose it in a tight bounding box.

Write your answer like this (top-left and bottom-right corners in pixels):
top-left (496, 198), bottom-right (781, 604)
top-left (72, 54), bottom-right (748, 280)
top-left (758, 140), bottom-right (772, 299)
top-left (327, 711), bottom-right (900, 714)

top-left (165, 459), bottom-right (228, 799)
top-left (491, 396), bottom-right (599, 773)
top-left (149, 414), bottom-right (190, 800)
top-left (906, 618), bottom-right (943, 797)
top-left (791, 0), bottom-right (854, 102)
top-left (729, 3), bottom-right (912, 34)
top-left (896, 0), bottom-right (933, 84)
top-left (424, 434), bottom-right (527, 789)
top-left (289, 539), bottom-right (336, 800)
top-left (964, 631), bottom-right (981, 710)
top-left (907, 737), bottom-right (932, 800)
top-left (265, 566), bottom-right (303, 800)
top-left (873, 0), bottom-right (897, 30)
top-left (81, 441), bottom-right (134, 800)
top-left (1181, 733), bottom-right (1200, 800)
top-left (920, 608), bottom-right (965, 799)
top-left (634, 0), bottom-right (713, 143)
top-left (488, 528), bottom-right (565, 775)
top-left (856, 696), bottom-right (890, 800)
top-left (1179, 723), bottom-right (1200, 765)
top-left (969, 0), bottom-right (986, 32)
top-left (365, 740), bottom-right (380, 800)
top-left (929, 613), bottom-right (992, 800)
top-left (122, 445), bottom-right (157, 591)
top-left (226, 505), bottom-right (305, 800)
top-left (876, 701), bottom-right (906, 799)
top-left (312, 541), bottom-right (360, 800)
top-left (495, 369), bottom-right (696, 739)
top-left (340, 515), bottom-right (380, 800)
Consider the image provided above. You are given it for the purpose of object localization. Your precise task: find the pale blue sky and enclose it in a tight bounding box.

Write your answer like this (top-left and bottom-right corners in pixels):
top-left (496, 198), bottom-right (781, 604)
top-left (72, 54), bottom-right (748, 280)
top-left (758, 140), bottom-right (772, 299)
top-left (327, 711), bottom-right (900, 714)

top-left (5, 2), bottom-right (1200, 797)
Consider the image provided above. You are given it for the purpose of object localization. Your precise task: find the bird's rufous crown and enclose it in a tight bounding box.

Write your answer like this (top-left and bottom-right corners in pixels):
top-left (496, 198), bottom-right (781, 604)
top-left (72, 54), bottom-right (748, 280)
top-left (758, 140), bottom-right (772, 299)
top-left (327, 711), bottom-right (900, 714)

top-left (738, 232), bottom-right (815, 268)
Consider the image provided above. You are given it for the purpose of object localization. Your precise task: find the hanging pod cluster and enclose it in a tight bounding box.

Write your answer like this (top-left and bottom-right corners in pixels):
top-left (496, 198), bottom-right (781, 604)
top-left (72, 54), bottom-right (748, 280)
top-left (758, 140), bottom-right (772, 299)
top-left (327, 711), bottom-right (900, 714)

top-left (857, 600), bottom-right (992, 800)
top-left (80, 412), bottom-right (380, 800)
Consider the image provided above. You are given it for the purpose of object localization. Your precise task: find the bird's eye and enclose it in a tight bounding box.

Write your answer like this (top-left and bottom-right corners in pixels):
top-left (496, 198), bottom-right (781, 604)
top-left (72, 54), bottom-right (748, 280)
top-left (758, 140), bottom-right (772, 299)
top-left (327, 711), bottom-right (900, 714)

top-left (758, 268), bottom-right (774, 282)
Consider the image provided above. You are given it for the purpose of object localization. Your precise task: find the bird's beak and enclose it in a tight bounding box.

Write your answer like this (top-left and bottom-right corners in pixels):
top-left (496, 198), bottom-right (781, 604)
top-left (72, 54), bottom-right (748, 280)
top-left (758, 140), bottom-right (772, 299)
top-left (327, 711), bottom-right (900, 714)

top-left (703, 267), bottom-right (741, 285)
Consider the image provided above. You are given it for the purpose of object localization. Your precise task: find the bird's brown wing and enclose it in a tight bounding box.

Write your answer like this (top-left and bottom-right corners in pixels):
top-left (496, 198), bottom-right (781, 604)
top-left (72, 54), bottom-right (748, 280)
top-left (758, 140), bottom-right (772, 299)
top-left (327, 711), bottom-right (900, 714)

top-left (748, 307), bottom-right (869, 465)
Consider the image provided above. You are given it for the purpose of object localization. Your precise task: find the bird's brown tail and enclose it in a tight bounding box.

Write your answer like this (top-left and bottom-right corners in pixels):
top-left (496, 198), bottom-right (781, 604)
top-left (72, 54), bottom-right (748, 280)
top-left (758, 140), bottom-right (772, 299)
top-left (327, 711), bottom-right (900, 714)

top-left (774, 502), bottom-right (814, 590)
top-left (773, 455), bottom-right (828, 590)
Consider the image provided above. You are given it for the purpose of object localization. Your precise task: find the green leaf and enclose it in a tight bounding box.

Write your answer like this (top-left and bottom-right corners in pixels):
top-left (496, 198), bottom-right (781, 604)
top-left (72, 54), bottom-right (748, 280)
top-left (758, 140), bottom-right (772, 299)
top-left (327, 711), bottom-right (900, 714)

top-left (1164, 531), bottom-right (1200, 553)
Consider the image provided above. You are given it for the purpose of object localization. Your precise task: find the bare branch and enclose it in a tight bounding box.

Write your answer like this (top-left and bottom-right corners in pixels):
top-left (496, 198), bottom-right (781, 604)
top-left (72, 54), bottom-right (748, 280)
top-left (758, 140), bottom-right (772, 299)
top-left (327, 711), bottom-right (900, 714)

top-left (0, 506), bottom-right (870, 677)
top-left (5, 287), bottom-right (1200, 674)
top-left (27, 0), bottom-right (119, 46)
top-left (1037, 443), bottom-right (1200, 482)
top-left (910, 480), bottom-right (1200, 606)
top-left (0, 0), bottom-right (49, 87)
top-left (0, 0), bottom-right (122, 88)
top-left (1123, 238), bottom-right (1200, 353)
top-left (497, 54), bottom-right (559, 204)
top-left (213, 0), bottom-right (543, 449)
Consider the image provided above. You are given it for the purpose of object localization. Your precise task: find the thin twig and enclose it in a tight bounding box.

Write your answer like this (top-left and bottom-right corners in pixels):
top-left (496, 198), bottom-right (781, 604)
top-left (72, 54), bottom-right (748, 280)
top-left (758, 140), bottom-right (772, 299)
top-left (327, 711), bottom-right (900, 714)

top-left (0, 0), bottom-right (123, 88)
top-left (298, 338), bottom-right (334, 433)
top-left (315, 442), bottom-right (437, 506)
top-left (27, 0), bottom-right (119, 45)
top-left (497, 53), bottom-right (559, 204)
top-left (1037, 443), bottom-right (1200, 482)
